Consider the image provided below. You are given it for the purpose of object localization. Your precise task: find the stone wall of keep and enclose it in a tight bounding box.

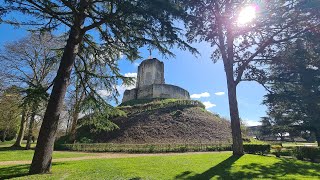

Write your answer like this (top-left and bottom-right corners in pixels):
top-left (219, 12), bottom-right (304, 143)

top-left (137, 85), bottom-right (154, 99)
top-left (122, 84), bottom-right (190, 103)
top-left (122, 89), bottom-right (137, 102)
top-left (136, 58), bottom-right (165, 88)
top-left (152, 84), bottom-right (190, 100)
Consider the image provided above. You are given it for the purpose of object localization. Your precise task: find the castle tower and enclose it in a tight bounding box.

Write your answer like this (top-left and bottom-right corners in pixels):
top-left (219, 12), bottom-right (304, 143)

top-left (136, 58), bottom-right (165, 88)
top-left (122, 58), bottom-right (190, 103)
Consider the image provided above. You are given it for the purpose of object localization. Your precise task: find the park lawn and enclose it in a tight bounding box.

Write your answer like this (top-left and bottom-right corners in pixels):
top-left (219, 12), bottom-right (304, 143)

top-left (0, 148), bottom-right (96, 161)
top-left (1, 152), bottom-right (320, 180)
top-left (0, 142), bottom-right (97, 161)
top-left (282, 142), bottom-right (317, 147)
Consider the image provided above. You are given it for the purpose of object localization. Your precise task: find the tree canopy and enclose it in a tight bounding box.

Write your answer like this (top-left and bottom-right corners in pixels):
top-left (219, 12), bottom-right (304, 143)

top-left (1, 0), bottom-right (198, 174)
top-left (185, 0), bottom-right (320, 155)
top-left (263, 31), bottom-right (320, 145)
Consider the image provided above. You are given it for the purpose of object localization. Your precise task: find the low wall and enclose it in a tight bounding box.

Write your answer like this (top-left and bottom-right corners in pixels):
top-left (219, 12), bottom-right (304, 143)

top-left (122, 84), bottom-right (190, 102)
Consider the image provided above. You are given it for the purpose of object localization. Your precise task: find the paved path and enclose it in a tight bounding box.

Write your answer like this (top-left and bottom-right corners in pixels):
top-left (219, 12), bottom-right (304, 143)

top-left (0, 151), bottom-right (228, 166)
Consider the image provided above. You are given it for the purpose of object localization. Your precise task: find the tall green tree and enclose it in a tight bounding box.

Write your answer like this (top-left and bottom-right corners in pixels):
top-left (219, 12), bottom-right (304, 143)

top-left (186, 0), bottom-right (319, 155)
top-left (263, 32), bottom-right (320, 146)
top-left (1, 0), bottom-right (196, 174)
top-left (67, 41), bottom-right (132, 142)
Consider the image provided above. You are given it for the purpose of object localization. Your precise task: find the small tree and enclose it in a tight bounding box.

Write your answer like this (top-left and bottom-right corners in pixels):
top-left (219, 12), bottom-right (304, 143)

top-left (0, 86), bottom-right (21, 142)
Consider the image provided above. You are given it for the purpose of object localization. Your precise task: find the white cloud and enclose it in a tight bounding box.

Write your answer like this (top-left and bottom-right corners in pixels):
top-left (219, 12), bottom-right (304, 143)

top-left (133, 62), bottom-right (140, 67)
top-left (119, 52), bottom-right (124, 59)
top-left (202, 101), bottom-right (216, 109)
top-left (244, 119), bottom-right (261, 127)
top-left (306, 65), bottom-right (319, 70)
top-left (215, 92), bottom-right (225, 96)
top-left (97, 90), bottom-right (112, 97)
top-left (98, 72), bottom-right (137, 97)
top-left (191, 92), bottom-right (210, 99)
top-left (124, 72), bottom-right (137, 78)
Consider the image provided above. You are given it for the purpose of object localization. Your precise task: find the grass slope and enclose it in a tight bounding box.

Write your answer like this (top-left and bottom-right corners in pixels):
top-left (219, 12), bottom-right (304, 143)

top-left (1, 152), bottom-right (320, 179)
top-left (90, 106), bottom-right (231, 144)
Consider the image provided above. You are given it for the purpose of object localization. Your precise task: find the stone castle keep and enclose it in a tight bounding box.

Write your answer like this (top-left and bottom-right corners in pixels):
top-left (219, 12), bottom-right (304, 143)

top-left (122, 58), bottom-right (190, 103)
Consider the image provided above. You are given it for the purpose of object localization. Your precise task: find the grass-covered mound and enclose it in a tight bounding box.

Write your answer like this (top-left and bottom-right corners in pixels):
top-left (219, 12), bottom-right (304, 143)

top-left (76, 99), bottom-right (231, 144)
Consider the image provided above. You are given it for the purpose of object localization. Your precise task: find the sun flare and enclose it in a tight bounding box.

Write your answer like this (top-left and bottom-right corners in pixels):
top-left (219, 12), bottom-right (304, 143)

top-left (237, 6), bottom-right (257, 26)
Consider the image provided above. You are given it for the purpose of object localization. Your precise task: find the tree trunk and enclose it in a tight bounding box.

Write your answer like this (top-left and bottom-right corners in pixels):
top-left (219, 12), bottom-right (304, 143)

top-left (29, 25), bottom-right (84, 174)
top-left (12, 109), bottom-right (27, 147)
top-left (69, 111), bottom-right (80, 142)
top-left (225, 67), bottom-right (244, 156)
top-left (69, 90), bottom-right (85, 142)
top-left (26, 105), bottom-right (37, 150)
top-left (2, 129), bottom-right (6, 142)
top-left (315, 130), bottom-right (320, 147)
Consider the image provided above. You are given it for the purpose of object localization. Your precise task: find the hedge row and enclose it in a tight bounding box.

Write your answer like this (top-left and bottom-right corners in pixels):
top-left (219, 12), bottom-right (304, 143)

top-left (243, 144), bottom-right (271, 155)
top-left (270, 145), bottom-right (320, 162)
top-left (293, 146), bottom-right (320, 162)
top-left (56, 143), bottom-right (232, 153)
top-left (57, 143), bottom-right (274, 155)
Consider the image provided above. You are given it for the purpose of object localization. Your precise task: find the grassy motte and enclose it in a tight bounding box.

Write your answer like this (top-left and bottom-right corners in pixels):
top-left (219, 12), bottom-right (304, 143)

top-left (1, 152), bottom-right (320, 179)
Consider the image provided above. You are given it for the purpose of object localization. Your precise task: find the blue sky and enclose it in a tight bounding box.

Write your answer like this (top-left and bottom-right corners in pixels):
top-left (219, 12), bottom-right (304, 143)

top-left (0, 23), bottom-right (267, 126)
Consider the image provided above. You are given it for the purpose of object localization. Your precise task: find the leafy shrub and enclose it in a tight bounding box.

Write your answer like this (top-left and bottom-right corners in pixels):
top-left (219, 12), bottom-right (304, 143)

top-left (293, 146), bottom-right (320, 162)
top-left (56, 143), bottom-right (232, 153)
top-left (272, 145), bottom-right (282, 157)
top-left (243, 144), bottom-right (271, 155)
top-left (79, 137), bottom-right (93, 143)
top-left (279, 149), bottom-right (293, 156)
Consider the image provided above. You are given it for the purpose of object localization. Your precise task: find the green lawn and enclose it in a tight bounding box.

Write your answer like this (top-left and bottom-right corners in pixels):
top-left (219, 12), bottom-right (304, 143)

top-left (282, 142), bottom-right (317, 147)
top-left (1, 152), bottom-right (320, 180)
top-left (0, 142), bottom-right (96, 161)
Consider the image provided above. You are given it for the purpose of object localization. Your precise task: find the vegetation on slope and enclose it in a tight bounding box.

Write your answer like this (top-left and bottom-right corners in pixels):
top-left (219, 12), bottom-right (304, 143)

top-left (60, 99), bottom-right (231, 145)
top-left (74, 104), bottom-right (231, 144)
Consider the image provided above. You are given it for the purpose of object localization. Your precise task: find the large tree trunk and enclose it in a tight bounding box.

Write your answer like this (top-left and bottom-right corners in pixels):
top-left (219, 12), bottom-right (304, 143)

top-left (315, 130), bottom-right (320, 147)
top-left (29, 25), bottom-right (84, 174)
top-left (26, 105), bottom-right (37, 150)
top-left (12, 109), bottom-right (28, 148)
top-left (225, 67), bottom-right (244, 156)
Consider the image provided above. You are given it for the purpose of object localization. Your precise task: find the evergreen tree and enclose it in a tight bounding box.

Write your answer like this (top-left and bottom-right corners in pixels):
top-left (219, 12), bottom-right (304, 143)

top-left (1, 0), bottom-right (196, 174)
top-left (264, 32), bottom-right (320, 145)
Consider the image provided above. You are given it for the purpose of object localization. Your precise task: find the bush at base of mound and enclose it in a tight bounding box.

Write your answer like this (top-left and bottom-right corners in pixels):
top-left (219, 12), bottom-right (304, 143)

top-left (56, 143), bottom-right (232, 153)
top-left (243, 144), bottom-right (271, 155)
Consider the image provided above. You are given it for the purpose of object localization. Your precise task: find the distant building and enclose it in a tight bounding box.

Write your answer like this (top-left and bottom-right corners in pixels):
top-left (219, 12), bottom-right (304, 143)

top-left (122, 58), bottom-right (190, 103)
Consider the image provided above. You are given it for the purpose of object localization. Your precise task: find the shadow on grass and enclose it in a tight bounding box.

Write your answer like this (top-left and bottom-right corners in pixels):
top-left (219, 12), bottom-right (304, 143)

top-left (0, 163), bottom-right (65, 180)
top-left (176, 155), bottom-right (320, 180)
top-left (0, 146), bottom-right (35, 152)
top-left (0, 146), bottom-right (25, 151)
top-left (0, 164), bottom-right (30, 180)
